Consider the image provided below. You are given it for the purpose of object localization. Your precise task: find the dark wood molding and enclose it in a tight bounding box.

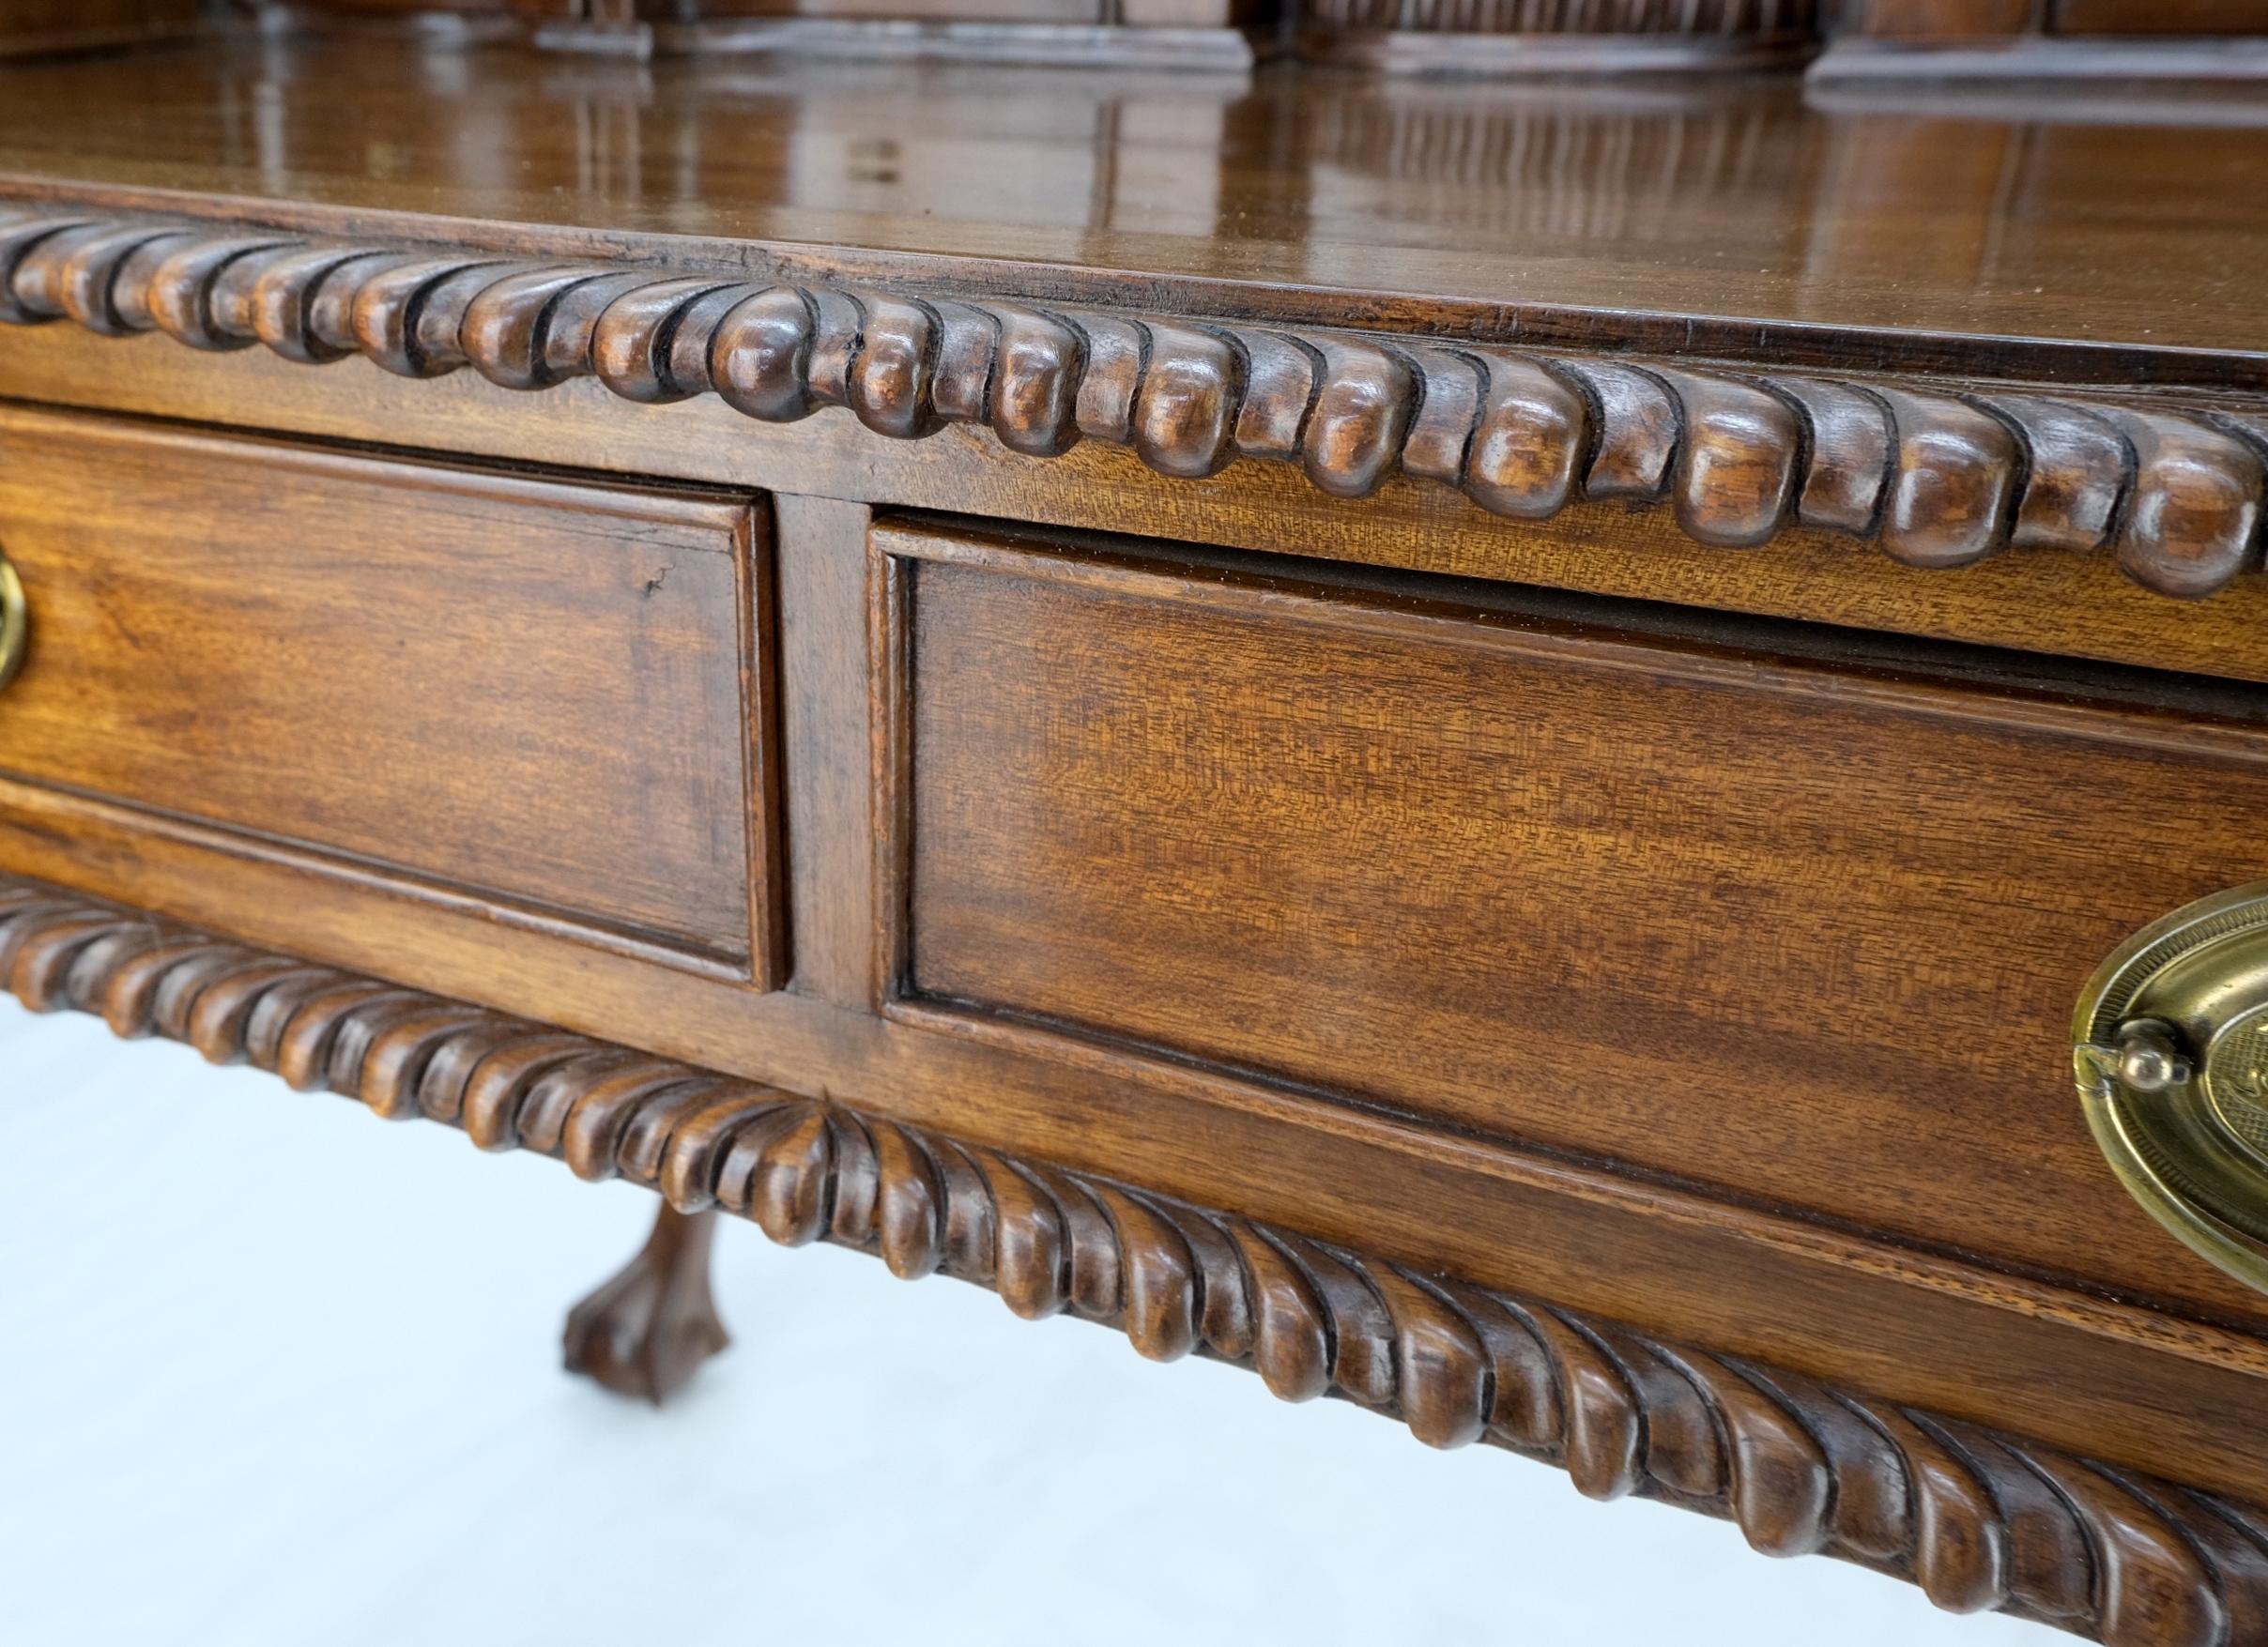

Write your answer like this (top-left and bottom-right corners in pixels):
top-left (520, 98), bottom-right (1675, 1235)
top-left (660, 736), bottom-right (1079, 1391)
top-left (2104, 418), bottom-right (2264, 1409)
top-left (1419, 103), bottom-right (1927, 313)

top-left (7, 865), bottom-right (2268, 1646)
top-left (3, 208), bottom-right (2264, 602)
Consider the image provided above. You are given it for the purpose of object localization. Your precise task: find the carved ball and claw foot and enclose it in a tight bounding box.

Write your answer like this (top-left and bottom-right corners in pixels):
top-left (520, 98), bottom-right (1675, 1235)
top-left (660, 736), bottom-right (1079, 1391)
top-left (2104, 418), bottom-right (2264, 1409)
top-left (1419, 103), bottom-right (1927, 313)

top-left (562, 1203), bottom-right (729, 1405)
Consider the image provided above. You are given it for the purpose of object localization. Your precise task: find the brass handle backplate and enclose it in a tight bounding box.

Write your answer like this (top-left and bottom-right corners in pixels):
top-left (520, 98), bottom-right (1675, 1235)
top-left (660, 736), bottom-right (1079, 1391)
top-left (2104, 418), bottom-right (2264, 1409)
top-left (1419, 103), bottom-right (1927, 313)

top-left (2076, 883), bottom-right (2268, 1295)
top-left (0, 547), bottom-right (24, 695)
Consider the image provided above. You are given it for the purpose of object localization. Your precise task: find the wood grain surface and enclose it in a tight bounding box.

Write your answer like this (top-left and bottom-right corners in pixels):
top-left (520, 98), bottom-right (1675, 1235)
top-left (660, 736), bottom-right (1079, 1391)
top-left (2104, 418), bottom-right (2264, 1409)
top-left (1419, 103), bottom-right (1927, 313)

top-left (0, 405), bottom-right (774, 972)
top-left (897, 522), bottom-right (2268, 1330)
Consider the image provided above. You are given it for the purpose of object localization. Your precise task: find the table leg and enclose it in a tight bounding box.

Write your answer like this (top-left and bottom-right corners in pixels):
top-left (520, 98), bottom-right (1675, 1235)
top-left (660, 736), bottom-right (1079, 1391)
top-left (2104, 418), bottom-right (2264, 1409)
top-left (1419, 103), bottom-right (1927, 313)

top-left (561, 1202), bottom-right (729, 1404)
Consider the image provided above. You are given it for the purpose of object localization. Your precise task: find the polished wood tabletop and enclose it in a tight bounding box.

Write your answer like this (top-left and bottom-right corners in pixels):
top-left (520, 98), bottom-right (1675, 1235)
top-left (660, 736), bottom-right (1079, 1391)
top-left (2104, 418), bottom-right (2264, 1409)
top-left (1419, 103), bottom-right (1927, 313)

top-left (0, 36), bottom-right (2265, 377)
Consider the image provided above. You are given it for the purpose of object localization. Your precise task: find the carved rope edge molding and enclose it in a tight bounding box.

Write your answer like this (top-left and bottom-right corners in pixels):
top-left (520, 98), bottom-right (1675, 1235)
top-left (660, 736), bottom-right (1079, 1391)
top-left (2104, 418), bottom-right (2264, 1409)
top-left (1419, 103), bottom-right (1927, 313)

top-left (2, 209), bottom-right (2265, 601)
top-left (6, 872), bottom-right (2268, 1647)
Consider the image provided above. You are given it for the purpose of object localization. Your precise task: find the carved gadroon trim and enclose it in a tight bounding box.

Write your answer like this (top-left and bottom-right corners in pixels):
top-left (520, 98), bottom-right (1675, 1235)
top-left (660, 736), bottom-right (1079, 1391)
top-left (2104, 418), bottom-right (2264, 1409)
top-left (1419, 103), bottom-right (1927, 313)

top-left (2, 210), bottom-right (2263, 601)
top-left (6, 872), bottom-right (2267, 1643)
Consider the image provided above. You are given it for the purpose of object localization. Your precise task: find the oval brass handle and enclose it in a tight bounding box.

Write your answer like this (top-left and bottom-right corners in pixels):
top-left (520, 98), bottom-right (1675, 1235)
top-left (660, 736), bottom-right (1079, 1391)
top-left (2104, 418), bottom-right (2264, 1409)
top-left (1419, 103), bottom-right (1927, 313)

top-left (0, 547), bottom-right (24, 695)
top-left (2076, 883), bottom-right (2268, 1294)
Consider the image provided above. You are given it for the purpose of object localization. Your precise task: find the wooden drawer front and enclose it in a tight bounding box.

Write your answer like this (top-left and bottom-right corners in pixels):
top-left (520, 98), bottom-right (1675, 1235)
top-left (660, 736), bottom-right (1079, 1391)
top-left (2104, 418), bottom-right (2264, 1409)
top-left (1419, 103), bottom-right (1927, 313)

top-left (0, 410), bottom-right (774, 977)
top-left (891, 523), bottom-right (2268, 1328)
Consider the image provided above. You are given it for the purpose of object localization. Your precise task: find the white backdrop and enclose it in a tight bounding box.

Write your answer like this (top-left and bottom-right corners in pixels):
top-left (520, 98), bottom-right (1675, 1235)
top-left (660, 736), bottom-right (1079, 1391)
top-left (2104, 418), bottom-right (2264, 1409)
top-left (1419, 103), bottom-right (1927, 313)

top-left (0, 998), bottom-right (2054, 1647)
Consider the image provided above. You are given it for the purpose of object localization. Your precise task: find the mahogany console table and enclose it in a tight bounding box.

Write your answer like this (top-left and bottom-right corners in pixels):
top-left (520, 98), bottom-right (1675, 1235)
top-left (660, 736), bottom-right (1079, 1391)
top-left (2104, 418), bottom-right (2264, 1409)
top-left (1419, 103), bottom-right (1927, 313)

top-left (6, 12), bottom-right (2268, 1642)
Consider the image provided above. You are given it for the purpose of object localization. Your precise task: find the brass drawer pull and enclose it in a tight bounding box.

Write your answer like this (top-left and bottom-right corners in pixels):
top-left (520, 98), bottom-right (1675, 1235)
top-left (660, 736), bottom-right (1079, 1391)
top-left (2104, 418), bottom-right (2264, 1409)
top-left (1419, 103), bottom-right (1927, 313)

top-left (0, 547), bottom-right (24, 694)
top-left (2076, 884), bottom-right (2268, 1294)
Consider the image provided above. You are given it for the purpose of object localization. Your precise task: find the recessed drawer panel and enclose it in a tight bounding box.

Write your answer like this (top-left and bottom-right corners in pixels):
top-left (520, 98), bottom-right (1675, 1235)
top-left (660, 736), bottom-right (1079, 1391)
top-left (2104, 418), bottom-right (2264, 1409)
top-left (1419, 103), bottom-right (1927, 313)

top-left (890, 521), bottom-right (2268, 1328)
top-left (0, 408), bottom-right (775, 978)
